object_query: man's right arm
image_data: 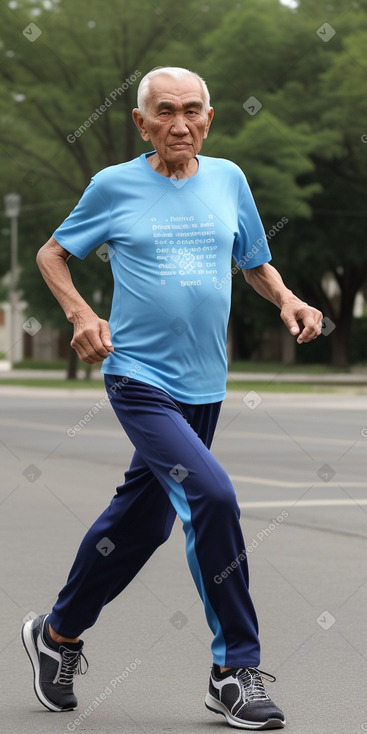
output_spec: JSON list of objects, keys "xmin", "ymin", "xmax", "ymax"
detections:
[{"xmin": 36, "ymin": 236, "xmax": 114, "ymax": 364}]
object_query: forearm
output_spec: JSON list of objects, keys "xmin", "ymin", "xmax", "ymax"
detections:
[
  {"xmin": 242, "ymin": 263, "xmax": 301, "ymax": 309},
  {"xmin": 37, "ymin": 237, "xmax": 113, "ymax": 362},
  {"xmin": 243, "ymin": 262, "xmax": 323, "ymax": 343},
  {"xmin": 36, "ymin": 242, "xmax": 94, "ymax": 323}
]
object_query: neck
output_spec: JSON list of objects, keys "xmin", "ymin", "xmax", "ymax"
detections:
[{"xmin": 147, "ymin": 153, "xmax": 198, "ymax": 178}]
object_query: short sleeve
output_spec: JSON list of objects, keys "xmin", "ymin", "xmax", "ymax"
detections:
[
  {"xmin": 53, "ymin": 179, "xmax": 110, "ymax": 260},
  {"xmin": 232, "ymin": 181, "xmax": 272, "ymax": 269}
]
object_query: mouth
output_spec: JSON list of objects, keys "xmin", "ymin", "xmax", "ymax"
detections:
[{"xmin": 169, "ymin": 142, "xmax": 192, "ymax": 150}]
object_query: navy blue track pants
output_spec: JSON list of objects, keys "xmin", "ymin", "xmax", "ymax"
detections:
[{"xmin": 48, "ymin": 376, "xmax": 260, "ymax": 667}]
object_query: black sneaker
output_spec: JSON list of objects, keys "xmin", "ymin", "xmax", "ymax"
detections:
[
  {"xmin": 21, "ymin": 614, "xmax": 88, "ymax": 712},
  {"xmin": 205, "ymin": 665, "xmax": 285, "ymax": 730}
]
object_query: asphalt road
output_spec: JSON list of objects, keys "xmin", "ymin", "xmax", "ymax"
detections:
[{"xmin": 0, "ymin": 386, "xmax": 366, "ymax": 734}]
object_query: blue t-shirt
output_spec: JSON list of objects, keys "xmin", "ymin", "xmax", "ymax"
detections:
[{"xmin": 53, "ymin": 152, "xmax": 271, "ymax": 404}]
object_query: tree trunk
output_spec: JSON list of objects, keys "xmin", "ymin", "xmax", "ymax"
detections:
[
  {"xmin": 281, "ymin": 327, "xmax": 296, "ymax": 365},
  {"xmin": 84, "ymin": 363, "xmax": 92, "ymax": 380},
  {"xmin": 328, "ymin": 265, "xmax": 366, "ymax": 368},
  {"xmin": 67, "ymin": 346, "xmax": 78, "ymax": 379},
  {"xmin": 329, "ymin": 311, "xmax": 353, "ymax": 368},
  {"xmin": 298, "ymin": 275, "xmax": 355, "ymax": 368}
]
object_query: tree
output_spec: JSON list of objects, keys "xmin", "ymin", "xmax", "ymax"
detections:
[
  {"xmin": 201, "ymin": 0, "xmax": 367, "ymax": 365},
  {"xmin": 1, "ymin": 0, "xmax": 366, "ymax": 370},
  {"xmin": 0, "ymin": 0, "xmax": 219, "ymax": 374},
  {"xmin": 270, "ymin": 20, "xmax": 367, "ymax": 366}
]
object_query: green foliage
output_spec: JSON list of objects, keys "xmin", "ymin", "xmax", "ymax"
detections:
[
  {"xmin": 203, "ymin": 0, "xmax": 367, "ymax": 364},
  {"xmin": 207, "ymin": 113, "xmax": 321, "ymax": 221},
  {"xmin": 0, "ymin": 0, "xmax": 366, "ymax": 365},
  {"xmin": 13, "ymin": 357, "xmax": 67, "ymax": 369}
]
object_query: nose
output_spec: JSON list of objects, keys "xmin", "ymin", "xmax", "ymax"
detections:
[{"xmin": 170, "ymin": 113, "xmax": 190, "ymax": 135}]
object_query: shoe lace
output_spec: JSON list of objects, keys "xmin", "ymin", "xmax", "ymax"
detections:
[
  {"xmin": 54, "ymin": 647, "xmax": 89, "ymax": 686},
  {"xmin": 235, "ymin": 667, "xmax": 276, "ymax": 703}
]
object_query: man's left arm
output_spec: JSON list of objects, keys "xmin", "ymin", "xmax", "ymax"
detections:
[{"xmin": 243, "ymin": 262, "xmax": 323, "ymax": 344}]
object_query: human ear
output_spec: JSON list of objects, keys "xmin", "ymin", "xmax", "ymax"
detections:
[
  {"xmin": 132, "ymin": 108, "xmax": 151, "ymax": 142},
  {"xmin": 203, "ymin": 107, "xmax": 214, "ymax": 140}
]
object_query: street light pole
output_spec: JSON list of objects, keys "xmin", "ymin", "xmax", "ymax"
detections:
[{"xmin": 4, "ymin": 193, "xmax": 21, "ymax": 368}]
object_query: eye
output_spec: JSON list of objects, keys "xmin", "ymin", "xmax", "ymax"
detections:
[{"xmin": 186, "ymin": 110, "xmax": 198, "ymax": 116}]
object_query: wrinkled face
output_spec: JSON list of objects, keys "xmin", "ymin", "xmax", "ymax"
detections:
[{"xmin": 134, "ymin": 74, "xmax": 214, "ymax": 166}]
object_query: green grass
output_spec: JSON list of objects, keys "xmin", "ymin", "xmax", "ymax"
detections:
[
  {"xmin": 226, "ymin": 381, "xmax": 341, "ymax": 393},
  {"xmin": 12, "ymin": 358, "xmax": 100, "ymax": 372},
  {"xmin": 5, "ymin": 359, "xmax": 353, "ymax": 374},
  {"xmin": 0, "ymin": 377, "xmax": 347, "ymax": 392},
  {"xmin": 228, "ymin": 361, "xmax": 349, "ymax": 374},
  {"xmin": 0, "ymin": 378, "xmax": 104, "ymax": 388},
  {"xmin": 13, "ymin": 358, "xmax": 68, "ymax": 370},
  {"xmin": 3, "ymin": 359, "xmax": 363, "ymax": 375}
]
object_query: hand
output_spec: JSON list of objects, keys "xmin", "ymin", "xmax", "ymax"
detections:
[
  {"xmin": 70, "ymin": 309, "xmax": 114, "ymax": 363},
  {"xmin": 280, "ymin": 296, "xmax": 323, "ymax": 344}
]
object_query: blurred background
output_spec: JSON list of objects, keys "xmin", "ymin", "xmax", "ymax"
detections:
[{"xmin": 1, "ymin": 0, "xmax": 366, "ymax": 381}]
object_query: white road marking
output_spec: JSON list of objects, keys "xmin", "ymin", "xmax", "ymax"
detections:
[
  {"xmin": 231, "ymin": 475, "xmax": 366, "ymax": 488},
  {"xmin": 215, "ymin": 429, "xmax": 362, "ymax": 447},
  {"xmin": 0, "ymin": 417, "xmax": 120, "ymax": 438},
  {"xmin": 239, "ymin": 498, "xmax": 367, "ymax": 508},
  {"xmin": 0, "ymin": 418, "xmax": 364, "ymax": 449}
]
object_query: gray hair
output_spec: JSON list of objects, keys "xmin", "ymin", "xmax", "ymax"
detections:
[{"xmin": 137, "ymin": 66, "xmax": 211, "ymax": 115}]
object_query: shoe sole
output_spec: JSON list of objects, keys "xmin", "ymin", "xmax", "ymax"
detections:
[
  {"xmin": 21, "ymin": 618, "xmax": 74, "ymax": 713},
  {"xmin": 205, "ymin": 693, "xmax": 285, "ymax": 730}
]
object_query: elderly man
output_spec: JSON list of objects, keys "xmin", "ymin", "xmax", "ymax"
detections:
[{"xmin": 22, "ymin": 66, "xmax": 322, "ymax": 730}]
